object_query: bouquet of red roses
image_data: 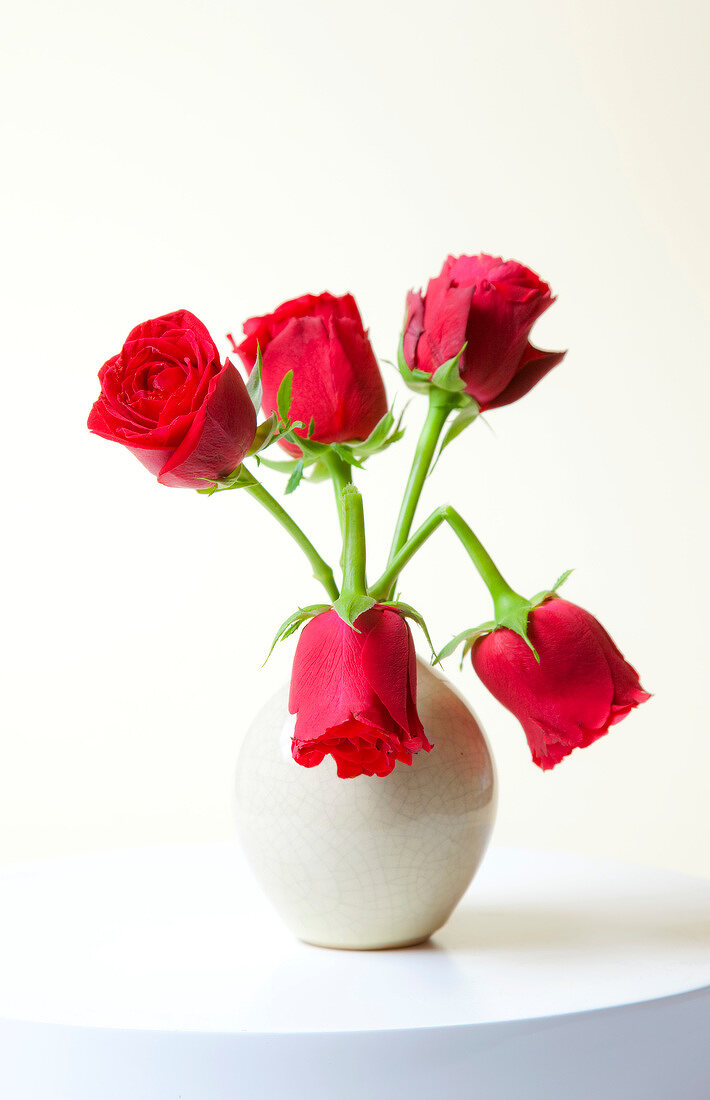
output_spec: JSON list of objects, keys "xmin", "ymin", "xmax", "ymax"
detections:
[{"xmin": 88, "ymin": 254, "xmax": 648, "ymax": 778}]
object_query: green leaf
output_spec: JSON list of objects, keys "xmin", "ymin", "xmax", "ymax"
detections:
[
  {"xmin": 264, "ymin": 604, "xmax": 330, "ymax": 664},
  {"xmin": 276, "ymin": 370, "xmax": 293, "ymax": 423},
  {"xmin": 245, "ymin": 345, "xmax": 263, "ymax": 413},
  {"xmin": 332, "ymin": 593, "xmax": 376, "ymax": 630},
  {"xmin": 430, "ymin": 343, "xmax": 467, "ymax": 393},
  {"xmin": 285, "ymin": 459, "xmax": 305, "ymax": 495}
]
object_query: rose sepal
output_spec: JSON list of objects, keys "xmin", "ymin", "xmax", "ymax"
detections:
[
  {"xmin": 435, "ymin": 569, "xmax": 574, "ymax": 667},
  {"xmin": 244, "ymin": 345, "xmax": 264, "ymax": 414},
  {"xmin": 196, "ymin": 463, "xmax": 254, "ymax": 495},
  {"xmin": 264, "ymin": 603, "xmax": 333, "ymax": 663},
  {"xmin": 345, "ymin": 402, "xmax": 406, "ymax": 461},
  {"xmin": 378, "ymin": 600, "xmax": 439, "ymax": 665},
  {"xmin": 247, "ymin": 412, "xmax": 280, "ymax": 455},
  {"xmin": 263, "ymin": 402, "xmax": 405, "ymax": 496},
  {"xmin": 332, "ymin": 592, "xmax": 377, "ymax": 630},
  {"xmin": 431, "ymin": 404, "xmax": 480, "ymax": 469},
  {"xmin": 243, "ymin": 369, "xmax": 320, "ymax": 482},
  {"xmin": 397, "ymin": 329, "xmax": 478, "ymax": 412},
  {"xmin": 430, "ymin": 344, "xmax": 468, "ymax": 394}
]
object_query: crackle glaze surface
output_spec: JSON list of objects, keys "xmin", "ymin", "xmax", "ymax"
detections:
[{"xmin": 235, "ymin": 660, "xmax": 497, "ymax": 949}]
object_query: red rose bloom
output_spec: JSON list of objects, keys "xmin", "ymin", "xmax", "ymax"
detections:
[
  {"xmin": 403, "ymin": 253, "xmax": 565, "ymax": 409},
  {"xmin": 233, "ymin": 292, "xmax": 387, "ymax": 456},
  {"xmin": 472, "ymin": 598, "xmax": 649, "ymax": 770},
  {"xmin": 289, "ymin": 606, "xmax": 432, "ymax": 778},
  {"xmin": 88, "ymin": 310, "xmax": 256, "ymax": 488}
]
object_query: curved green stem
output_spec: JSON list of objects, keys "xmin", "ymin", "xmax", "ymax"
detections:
[
  {"xmin": 241, "ymin": 468, "xmax": 339, "ymax": 601},
  {"xmin": 372, "ymin": 505, "xmax": 449, "ymax": 601},
  {"xmin": 385, "ymin": 390, "xmax": 452, "ymax": 580},
  {"xmin": 444, "ymin": 508, "xmax": 522, "ymax": 618},
  {"xmin": 371, "ymin": 503, "xmax": 521, "ymax": 617}
]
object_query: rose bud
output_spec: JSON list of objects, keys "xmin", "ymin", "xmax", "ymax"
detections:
[
  {"xmin": 233, "ymin": 292, "xmax": 387, "ymax": 455},
  {"xmin": 404, "ymin": 253, "xmax": 565, "ymax": 409},
  {"xmin": 289, "ymin": 606, "xmax": 432, "ymax": 779},
  {"xmin": 88, "ymin": 310, "xmax": 256, "ymax": 488},
  {"xmin": 471, "ymin": 598, "xmax": 649, "ymax": 770}
]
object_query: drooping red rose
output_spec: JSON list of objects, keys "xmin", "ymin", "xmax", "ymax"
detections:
[
  {"xmin": 403, "ymin": 253, "xmax": 565, "ymax": 409},
  {"xmin": 289, "ymin": 606, "xmax": 432, "ymax": 779},
  {"xmin": 471, "ymin": 598, "xmax": 649, "ymax": 770},
  {"xmin": 233, "ymin": 292, "xmax": 387, "ymax": 456},
  {"xmin": 88, "ymin": 310, "xmax": 256, "ymax": 488}
]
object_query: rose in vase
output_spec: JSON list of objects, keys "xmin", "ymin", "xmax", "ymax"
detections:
[
  {"xmin": 472, "ymin": 598, "xmax": 650, "ymax": 770},
  {"xmin": 289, "ymin": 605, "xmax": 432, "ymax": 779}
]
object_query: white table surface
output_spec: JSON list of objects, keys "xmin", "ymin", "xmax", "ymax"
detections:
[{"xmin": 1, "ymin": 844, "xmax": 709, "ymax": 1098}]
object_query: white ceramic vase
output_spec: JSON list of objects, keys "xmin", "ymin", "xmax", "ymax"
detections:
[{"xmin": 235, "ymin": 659, "xmax": 497, "ymax": 950}]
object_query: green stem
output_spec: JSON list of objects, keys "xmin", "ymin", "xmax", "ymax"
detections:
[
  {"xmin": 340, "ymin": 484, "xmax": 368, "ymax": 597},
  {"xmin": 324, "ymin": 451, "xmax": 353, "ymax": 533},
  {"xmin": 371, "ymin": 503, "xmax": 522, "ymax": 618},
  {"xmin": 385, "ymin": 390, "xmax": 452, "ymax": 579},
  {"xmin": 372, "ymin": 506, "xmax": 448, "ymax": 601},
  {"xmin": 241, "ymin": 468, "xmax": 339, "ymax": 602},
  {"xmin": 445, "ymin": 508, "xmax": 522, "ymax": 619}
]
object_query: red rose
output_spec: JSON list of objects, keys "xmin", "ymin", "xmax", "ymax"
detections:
[
  {"xmin": 88, "ymin": 310, "xmax": 256, "ymax": 488},
  {"xmin": 404, "ymin": 253, "xmax": 565, "ymax": 409},
  {"xmin": 233, "ymin": 292, "xmax": 387, "ymax": 456},
  {"xmin": 289, "ymin": 606, "xmax": 432, "ymax": 778},
  {"xmin": 472, "ymin": 598, "xmax": 649, "ymax": 770}
]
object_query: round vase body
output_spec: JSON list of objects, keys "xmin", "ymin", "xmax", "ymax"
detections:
[{"xmin": 235, "ymin": 660, "xmax": 497, "ymax": 950}]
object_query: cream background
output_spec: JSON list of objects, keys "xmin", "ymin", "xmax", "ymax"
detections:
[{"xmin": 1, "ymin": 0, "xmax": 708, "ymax": 875}]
